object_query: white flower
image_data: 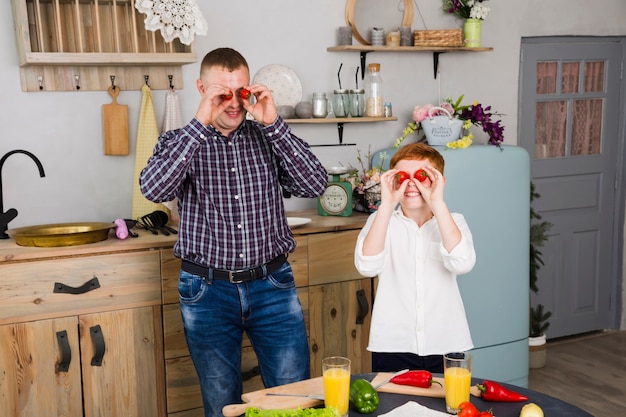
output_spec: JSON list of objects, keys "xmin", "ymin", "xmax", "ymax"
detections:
[{"xmin": 470, "ymin": 4, "xmax": 490, "ymax": 20}]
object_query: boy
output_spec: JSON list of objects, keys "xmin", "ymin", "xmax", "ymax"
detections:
[{"xmin": 354, "ymin": 143, "xmax": 476, "ymax": 373}]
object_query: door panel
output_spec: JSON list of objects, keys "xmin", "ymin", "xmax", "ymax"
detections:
[
  {"xmin": 80, "ymin": 307, "xmax": 162, "ymax": 417},
  {"xmin": 520, "ymin": 37, "xmax": 623, "ymax": 338},
  {"xmin": 0, "ymin": 317, "xmax": 83, "ymax": 417}
]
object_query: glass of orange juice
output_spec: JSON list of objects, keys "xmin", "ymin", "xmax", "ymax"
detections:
[
  {"xmin": 322, "ymin": 356, "xmax": 351, "ymax": 417},
  {"xmin": 444, "ymin": 352, "xmax": 473, "ymax": 414}
]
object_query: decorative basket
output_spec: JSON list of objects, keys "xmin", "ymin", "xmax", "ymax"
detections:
[
  {"xmin": 413, "ymin": 29, "xmax": 463, "ymax": 47},
  {"xmin": 422, "ymin": 107, "xmax": 464, "ymax": 146}
]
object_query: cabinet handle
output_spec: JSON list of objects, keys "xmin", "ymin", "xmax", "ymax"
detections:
[
  {"xmin": 355, "ymin": 289, "xmax": 369, "ymax": 324},
  {"xmin": 56, "ymin": 330, "xmax": 71, "ymax": 372},
  {"xmin": 90, "ymin": 324, "xmax": 106, "ymax": 366},
  {"xmin": 53, "ymin": 277, "xmax": 100, "ymax": 294}
]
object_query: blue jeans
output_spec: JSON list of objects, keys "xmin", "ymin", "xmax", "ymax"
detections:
[{"xmin": 178, "ymin": 261, "xmax": 310, "ymax": 417}]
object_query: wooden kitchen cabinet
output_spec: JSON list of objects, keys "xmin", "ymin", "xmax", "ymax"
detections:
[{"xmin": 0, "ymin": 251, "xmax": 166, "ymax": 417}]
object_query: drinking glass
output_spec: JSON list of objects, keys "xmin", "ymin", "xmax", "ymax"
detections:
[
  {"xmin": 322, "ymin": 356, "xmax": 351, "ymax": 417},
  {"xmin": 444, "ymin": 352, "xmax": 472, "ymax": 414}
]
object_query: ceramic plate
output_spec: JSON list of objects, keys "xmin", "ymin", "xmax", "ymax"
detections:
[
  {"xmin": 326, "ymin": 166, "xmax": 353, "ymax": 175},
  {"xmin": 287, "ymin": 217, "xmax": 312, "ymax": 228},
  {"xmin": 253, "ymin": 64, "xmax": 303, "ymax": 107}
]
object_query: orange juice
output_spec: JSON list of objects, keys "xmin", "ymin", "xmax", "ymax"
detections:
[
  {"xmin": 323, "ymin": 367, "xmax": 350, "ymax": 416},
  {"xmin": 444, "ymin": 366, "xmax": 472, "ymax": 410}
]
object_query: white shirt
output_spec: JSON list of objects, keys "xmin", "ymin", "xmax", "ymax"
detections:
[{"xmin": 354, "ymin": 209, "xmax": 476, "ymax": 356}]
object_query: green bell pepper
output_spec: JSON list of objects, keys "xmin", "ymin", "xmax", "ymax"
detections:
[{"xmin": 349, "ymin": 379, "xmax": 379, "ymax": 414}]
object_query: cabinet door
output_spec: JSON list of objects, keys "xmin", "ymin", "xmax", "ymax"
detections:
[
  {"xmin": 80, "ymin": 306, "xmax": 165, "ymax": 417},
  {"xmin": 308, "ymin": 278, "xmax": 372, "ymax": 377},
  {"xmin": 0, "ymin": 317, "xmax": 83, "ymax": 416}
]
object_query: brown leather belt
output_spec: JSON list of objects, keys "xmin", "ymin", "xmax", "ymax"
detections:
[{"xmin": 181, "ymin": 254, "xmax": 287, "ymax": 284}]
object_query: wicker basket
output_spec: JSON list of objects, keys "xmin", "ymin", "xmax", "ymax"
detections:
[{"xmin": 413, "ymin": 29, "xmax": 463, "ymax": 47}]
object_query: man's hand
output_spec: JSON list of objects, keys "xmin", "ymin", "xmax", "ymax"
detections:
[{"xmin": 240, "ymin": 84, "xmax": 278, "ymax": 126}]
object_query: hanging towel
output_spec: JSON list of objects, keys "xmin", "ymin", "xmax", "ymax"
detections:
[
  {"xmin": 162, "ymin": 88, "xmax": 183, "ymax": 133},
  {"xmin": 160, "ymin": 88, "xmax": 184, "ymax": 222},
  {"xmin": 132, "ymin": 84, "xmax": 169, "ymax": 219}
]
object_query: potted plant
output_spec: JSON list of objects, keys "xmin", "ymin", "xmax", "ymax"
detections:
[{"xmin": 529, "ymin": 182, "xmax": 553, "ymax": 368}]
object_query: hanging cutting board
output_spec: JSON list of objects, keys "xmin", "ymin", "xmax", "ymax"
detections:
[{"xmin": 102, "ymin": 85, "xmax": 129, "ymax": 155}]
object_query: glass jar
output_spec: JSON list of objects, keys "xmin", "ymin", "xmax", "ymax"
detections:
[
  {"xmin": 312, "ymin": 92, "xmax": 328, "ymax": 118},
  {"xmin": 332, "ymin": 89, "xmax": 349, "ymax": 117},
  {"xmin": 348, "ymin": 89, "xmax": 365, "ymax": 117},
  {"xmin": 365, "ymin": 63, "xmax": 383, "ymax": 117}
]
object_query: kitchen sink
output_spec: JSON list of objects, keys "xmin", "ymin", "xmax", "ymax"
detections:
[{"xmin": 6, "ymin": 222, "xmax": 113, "ymax": 247}]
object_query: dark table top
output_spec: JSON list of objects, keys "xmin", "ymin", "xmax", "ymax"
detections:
[{"xmin": 351, "ymin": 374, "xmax": 593, "ymax": 417}]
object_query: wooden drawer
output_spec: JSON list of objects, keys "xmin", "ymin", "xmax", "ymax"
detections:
[
  {"xmin": 308, "ymin": 230, "xmax": 362, "ymax": 286},
  {"xmin": 0, "ymin": 251, "xmax": 161, "ymax": 324},
  {"xmin": 161, "ymin": 237, "xmax": 309, "ymax": 304}
]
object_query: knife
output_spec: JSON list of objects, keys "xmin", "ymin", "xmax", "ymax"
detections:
[
  {"xmin": 373, "ymin": 368, "xmax": 410, "ymax": 389},
  {"xmin": 266, "ymin": 393, "xmax": 325, "ymax": 400}
]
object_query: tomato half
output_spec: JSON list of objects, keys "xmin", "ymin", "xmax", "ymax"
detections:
[
  {"xmin": 394, "ymin": 171, "xmax": 410, "ymax": 189},
  {"xmin": 240, "ymin": 88, "xmax": 252, "ymax": 99},
  {"xmin": 415, "ymin": 169, "xmax": 428, "ymax": 182}
]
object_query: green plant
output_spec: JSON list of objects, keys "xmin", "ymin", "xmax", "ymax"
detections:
[{"xmin": 529, "ymin": 182, "xmax": 553, "ymax": 337}]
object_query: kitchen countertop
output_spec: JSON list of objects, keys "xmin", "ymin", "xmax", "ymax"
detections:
[{"xmin": 0, "ymin": 210, "xmax": 370, "ymax": 264}]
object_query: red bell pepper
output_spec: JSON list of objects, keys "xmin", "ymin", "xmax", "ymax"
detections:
[
  {"xmin": 476, "ymin": 380, "xmax": 528, "ymax": 402},
  {"xmin": 389, "ymin": 370, "xmax": 442, "ymax": 388}
]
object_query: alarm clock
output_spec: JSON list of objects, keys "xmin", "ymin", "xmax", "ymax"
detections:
[{"xmin": 318, "ymin": 167, "xmax": 353, "ymax": 217}]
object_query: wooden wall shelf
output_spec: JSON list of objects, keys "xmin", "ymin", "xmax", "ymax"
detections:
[
  {"xmin": 327, "ymin": 45, "xmax": 494, "ymax": 79},
  {"xmin": 11, "ymin": 0, "xmax": 197, "ymax": 91},
  {"xmin": 286, "ymin": 117, "xmax": 398, "ymax": 146}
]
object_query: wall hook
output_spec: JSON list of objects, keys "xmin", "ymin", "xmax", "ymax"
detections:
[
  {"xmin": 37, "ymin": 75, "xmax": 43, "ymax": 90},
  {"xmin": 144, "ymin": 75, "xmax": 150, "ymax": 86},
  {"xmin": 168, "ymin": 74, "xmax": 174, "ymax": 90},
  {"xmin": 110, "ymin": 75, "xmax": 116, "ymax": 91},
  {"xmin": 74, "ymin": 75, "xmax": 81, "ymax": 90}
]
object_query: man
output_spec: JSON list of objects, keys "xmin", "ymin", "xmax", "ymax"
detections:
[{"xmin": 140, "ymin": 47, "xmax": 327, "ymax": 417}]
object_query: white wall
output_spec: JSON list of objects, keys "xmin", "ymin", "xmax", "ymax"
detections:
[
  {"xmin": 2, "ymin": 1, "xmax": 626, "ymax": 329},
  {"xmin": 1, "ymin": 0, "xmax": 625, "ymax": 224}
]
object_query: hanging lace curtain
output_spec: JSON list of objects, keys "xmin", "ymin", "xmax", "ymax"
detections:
[{"xmin": 135, "ymin": 0, "xmax": 208, "ymax": 45}]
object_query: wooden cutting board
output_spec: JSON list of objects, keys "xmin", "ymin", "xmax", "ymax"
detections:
[
  {"xmin": 102, "ymin": 85, "xmax": 129, "ymax": 155},
  {"xmin": 371, "ymin": 372, "xmax": 482, "ymax": 398},
  {"xmin": 222, "ymin": 377, "xmax": 325, "ymax": 417}
]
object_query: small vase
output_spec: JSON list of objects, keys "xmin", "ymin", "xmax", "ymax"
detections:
[{"xmin": 463, "ymin": 18, "xmax": 482, "ymax": 48}]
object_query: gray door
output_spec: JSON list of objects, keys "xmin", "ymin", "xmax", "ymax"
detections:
[{"xmin": 519, "ymin": 37, "xmax": 624, "ymax": 338}]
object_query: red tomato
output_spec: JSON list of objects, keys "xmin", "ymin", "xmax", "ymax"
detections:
[
  {"xmin": 477, "ymin": 412, "xmax": 493, "ymax": 417},
  {"xmin": 415, "ymin": 169, "xmax": 428, "ymax": 182},
  {"xmin": 457, "ymin": 402, "xmax": 479, "ymax": 417},
  {"xmin": 240, "ymin": 88, "xmax": 252, "ymax": 99},
  {"xmin": 221, "ymin": 91, "xmax": 233, "ymax": 100},
  {"xmin": 394, "ymin": 171, "xmax": 410, "ymax": 189}
]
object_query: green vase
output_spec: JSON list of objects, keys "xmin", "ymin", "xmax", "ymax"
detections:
[{"xmin": 463, "ymin": 18, "xmax": 482, "ymax": 48}]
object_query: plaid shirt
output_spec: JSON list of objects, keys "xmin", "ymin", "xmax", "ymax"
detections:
[{"xmin": 140, "ymin": 117, "xmax": 327, "ymax": 270}]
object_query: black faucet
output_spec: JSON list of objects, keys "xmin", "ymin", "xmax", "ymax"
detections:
[{"xmin": 0, "ymin": 149, "xmax": 46, "ymax": 238}]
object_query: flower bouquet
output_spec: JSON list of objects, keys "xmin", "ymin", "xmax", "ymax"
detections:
[
  {"xmin": 443, "ymin": 0, "xmax": 491, "ymax": 20},
  {"xmin": 346, "ymin": 148, "xmax": 387, "ymax": 212},
  {"xmin": 395, "ymin": 94, "xmax": 504, "ymax": 150}
]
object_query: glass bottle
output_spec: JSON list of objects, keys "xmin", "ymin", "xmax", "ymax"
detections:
[{"xmin": 365, "ymin": 63, "xmax": 383, "ymax": 117}]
